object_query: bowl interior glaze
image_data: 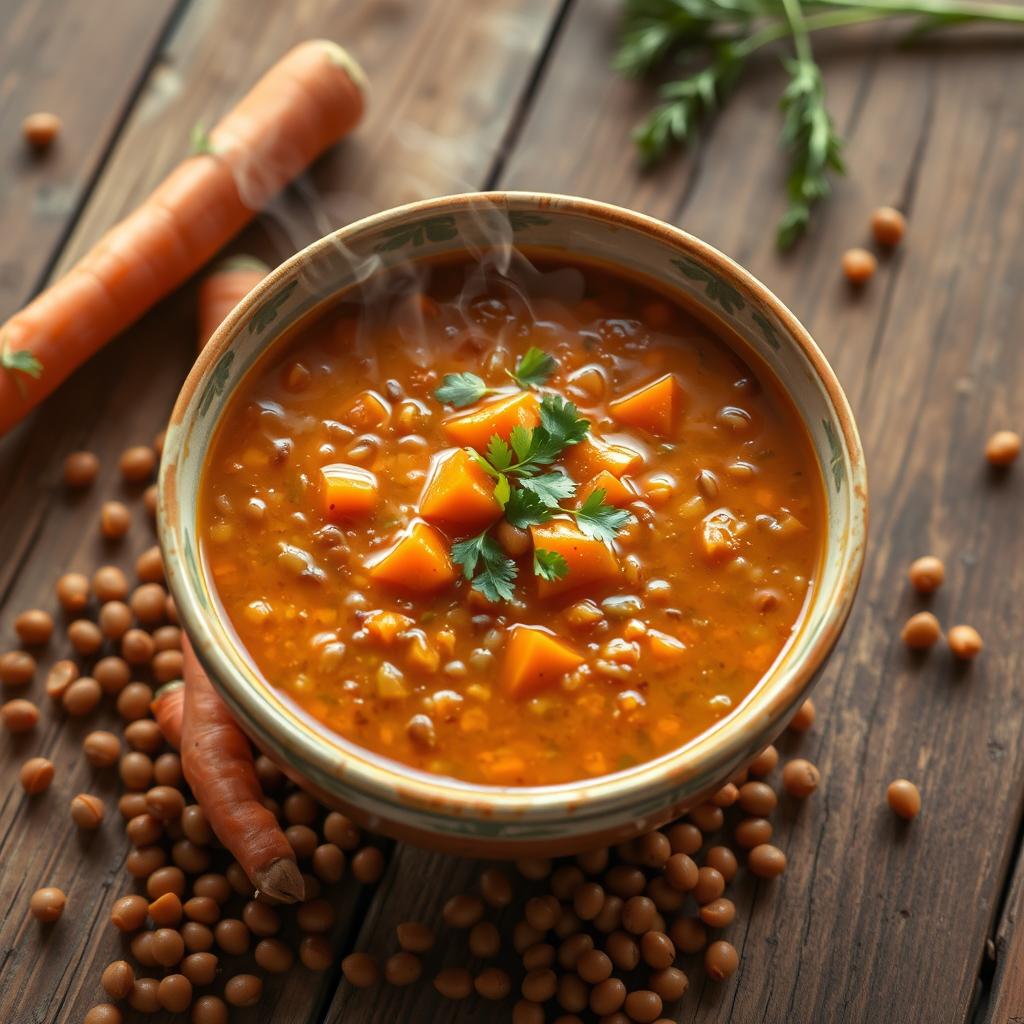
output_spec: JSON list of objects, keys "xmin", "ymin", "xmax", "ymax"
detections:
[{"xmin": 159, "ymin": 192, "xmax": 866, "ymax": 853}]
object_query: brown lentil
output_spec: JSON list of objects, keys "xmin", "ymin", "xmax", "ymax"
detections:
[
  {"xmin": 985, "ymin": 429, "xmax": 1021, "ymax": 467},
  {"xmin": 948, "ymin": 624, "xmax": 983, "ymax": 660},
  {"xmin": 82, "ymin": 732, "xmax": 121, "ymax": 772},
  {"xmin": 639, "ymin": 930, "xmax": 676, "ymax": 970},
  {"xmin": 148, "ymin": 864, "xmax": 186, "ymax": 900},
  {"xmin": 131, "ymin": 583, "xmax": 166, "ymax": 625},
  {"xmin": 691, "ymin": 866, "xmax": 725, "ymax": 905},
  {"xmin": 395, "ymin": 921, "xmax": 434, "ymax": 953},
  {"xmin": 120, "ymin": 445, "xmax": 156, "ymax": 482},
  {"xmin": 573, "ymin": 880, "xmax": 606, "ymax": 919},
  {"xmin": 590, "ymin": 977, "xmax": 627, "ymax": 1015},
  {"xmin": 123, "ymin": 717, "xmax": 162, "ymax": 752},
  {"xmin": 2, "ymin": 697, "xmax": 38, "ymax": 732},
  {"xmin": 624, "ymin": 990, "xmax": 663, "ymax": 1022},
  {"xmin": 15, "ymin": 609, "xmax": 54, "ymax": 647},
  {"xmin": 158, "ymin": 974, "xmax": 194, "ymax": 1013},
  {"xmin": 522, "ymin": 967, "xmax": 558, "ymax": 1002},
  {"xmin": 192, "ymin": 995, "xmax": 229, "ymax": 1024},
  {"xmin": 299, "ymin": 934, "xmax": 333, "ymax": 971},
  {"xmin": 214, "ymin": 918, "xmax": 250, "ymax": 955},
  {"xmin": 443, "ymin": 892, "xmax": 485, "ymax": 929},
  {"xmin": 56, "ymin": 572, "xmax": 90, "ymax": 613},
  {"xmin": 512, "ymin": 1000, "xmax": 545, "ymax": 1024},
  {"xmin": 870, "ymin": 205, "xmax": 906, "ymax": 246},
  {"xmin": 384, "ymin": 950, "xmax": 422, "ymax": 986},
  {"xmin": 516, "ymin": 857, "xmax": 552, "ymax": 880},
  {"xmin": 738, "ymin": 780, "xmax": 778, "ymax": 817},
  {"xmin": 704, "ymin": 846, "xmax": 739, "ymax": 882},
  {"xmin": 224, "ymin": 974, "xmax": 262, "ymax": 1007},
  {"xmin": 637, "ymin": 830, "xmax": 671, "ymax": 867},
  {"xmin": 664, "ymin": 852, "xmax": 698, "ymax": 892},
  {"xmin": 282, "ymin": 789, "xmax": 318, "ymax": 825},
  {"xmin": 887, "ymin": 778, "xmax": 921, "ymax": 819},
  {"xmin": 475, "ymin": 966, "xmax": 511, "ymax": 1000},
  {"xmin": 127, "ymin": 812, "xmax": 163, "ymax": 846},
  {"xmin": 100, "ymin": 501, "xmax": 131, "ymax": 539},
  {"xmin": 735, "ymin": 817, "xmax": 773, "ymax": 849},
  {"xmin": 254, "ymin": 937, "xmax": 293, "ymax": 973},
  {"xmin": 351, "ymin": 845, "xmax": 385, "ymax": 884},
  {"xmin": 117, "ymin": 682, "xmax": 153, "ymax": 722},
  {"xmin": 593, "ymin": 894, "xmax": 623, "ymax": 933},
  {"xmin": 469, "ymin": 920, "xmax": 501, "ymax": 958},
  {"xmin": 576, "ymin": 947, "xmax": 613, "ymax": 984},
  {"xmin": 181, "ymin": 922, "xmax": 215, "ymax": 952},
  {"xmin": 120, "ymin": 751, "xmax": 154, "ymax": 790},
  {"xmin": 748, "ymin": 844, "xmax": 787, "ymax": 878},
  {"xmin": 153, "ymin": 624, "xmax": 182, "ymax": 652},
  {"xmin": 0, "ymin": 650, "xmax": 36, "ymax": 688},
  {"xmin": 226, "ymin": 860, "xmax": 252, "ymax": 895},
  {"xmin": 435, "ymin": 966, "xmax": 473, "ymax": 999},
  {"xmin": 782, "ymin": 758, "xmax": 820, "ymax": 798},
  {"xmin": 151, "ymin": 926, "xmax": 185, "ymax": 966},
  {"xmin": 669, "ymin": 916, "xmax": 707, "ymax": 954},
  {"xmin": 30, "ymin": 886, "xmax": 66, "ymax": 922},
  {"xmin": 908, "ymin": 555, "xmax": 944, "ymax": 594},
  {"xmin": 748, "ymin": 744, "xmax": 779, "ymax": 777},
  {"xmin": 789, "ymin": 698, "xmax": 816, "ymax": 732},
  {"xmin": 296, "ymin": 898, "xmax": 334, "ymax": 933},
  {"xmin": 153, "ymin": 648, "xmax": 185, "ymax": 683},
  {"xmin": 605, "ymin": 865, "xmax": 646, "ymax": 899},
  {"xmin": 646, "ymin": 875, "xmax": 686, "ymax": 912},
  {"xmin": 285, "ymin": 823, "xmax": 318, "ymax": 859},
  {"xmin": 183, "ymin": 896, "xmax": 220, "ymax": 925},
  {"xmin": 98, "ymin": 603, "xmax": 132, "ymax": 642},
  {"xmin": 699, "ymin": 897, "xmax": 736, "ymax": 928},
  {"xmin": 129, "ymin": 978, "xmax": 161, "ymax": 1013},
  {"xmin": 154, "ymin": 751, "xmax": 182, "ymax": 786},
  {"xmin": 705, "ymin": 939, "xmax": 739, "ymax": 981},
  {"xmin": 556, "ymin": 973, "xmax": 588, "ymax": 1013},
  {"xmin": 101, "ymin": 960, "xmax": 135, "ymax": 1000},
  {"xmin": 309, "ymin": 842, "xmax": 344, "ymax": 884},
  {"xmin": 126, "ymin": 844, "xmax": 166, "ymax": 878},
  {"xmin": 70, "ymin": 793, "xmax": 104, "ymax": 829},
  {"xmin": 110, "ymin": 893, "xmax": 148, "ymax": 932},
  {"xmin": 20, "ymin": 756, "xmax": 54, "ymax": 794},
  {"xmin": 93, "ymin": 565, "xmax": 129, "ymax": 603},
  {"xmin": 136, "ymin": 545, "xmax": 165, "ymax": 583},
  {"xmin": 622, "ymin": 895, "xmax": 656, "ymax": 934},
  {"xmin": 181, "ymin": 805, "xmax": 213, "ymax": 846},
  {"xmin": 649, "ymin": 966, "xmax": 689, "ymax": 1002},
  {"xmin": 122, "ymin": 628, "xmax": 155, "ymax": 665},
  {"xmin": 606, "ymin": 930, "xmax": 640, "ymax": 971},
  {"xmin": 522, "ymin": 942, "xmax": 556, "ymax": 970},
  {"xmin": 841, "ymin": 247, "xmax": 877, "ymax": 285},
  {"xmin": 68, "ymin": 620, "xmax": 102, "ymax": 656},
  {"xmin": 322, "ymin": 810, "xmax": 360, "ymax": 850},
  {"xmin": 45, "ymin": 659, "xmax": 78, "ymax": 700},
  {"xmin": 576, "ymin": 846, "xmax": 609, "ymax": 874},
  {"xmin": 63, "ymin": 450, "xmax": 99, "ymax": 488},
  {"xmin": 712, "ymin": 782, "xmax": 739, "ymax": 808},
  {"xmin": 666, "ymin": 821, "xmax": 702, "ymax": 856},
  {"xmin": 901, "ymin": 611, "xmax": 941, "ymax": 650},
  {"xmin": 557, "ymin": 932, "xmax": 593, "ymax": 970},
  {"xmin": 63, "ymin": 677, "xmax": 101, "ymax": 716},
  {"xmin": 525, "ymin": 893, "xmax": 561, "ymax": 932},
  {"xmin": 551, "ymin": 864, "xmax": 585, "ymax": 900},
  {"xmin": 688, "ymin": 802, "xmax": 724, "ymax": 833},
  {"xmin": 146, "ymin": 784, "xmax": 185, "ymax": 821},
  {"xmin": 148, "ymin": 892, "xmax": 183, "ymax": 927},
  {"xmin": 130, "ymin": 931, "xmax": 157, "ymax": 966},
  {"xmin": 193, "ymin": 873, "xmax": 231, "ymax": 904}
]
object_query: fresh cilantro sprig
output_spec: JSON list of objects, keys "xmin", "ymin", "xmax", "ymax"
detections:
[
  {"xmin": 571, "ymin": 488, "xmax": 633, "ymax": 544},
  {"xmin": 450, "ymin": 532, "xmax": 518, "ymax": 602},
  {"xmin": 434, "ymin": 347, "xmax": 559, "ymax": 408},
  {"xmin": 534, "ymin": 548, "xmax": 569, "ymax": 582}
]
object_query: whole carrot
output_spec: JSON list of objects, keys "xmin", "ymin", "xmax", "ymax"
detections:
[
  {"xmin": 197, "ymin": 256, "xmax": 268, "ymax": 350},
  {"xmin": 181, "ymin": 637, "xmax": 304, "ymax": 903},
  {"xmin": 152, "ymin": 681, "xmax": 184, "ymax": 749},
  {"xmin": 0, "ymin": 40, "xmax": 366, "ymax": 435}
]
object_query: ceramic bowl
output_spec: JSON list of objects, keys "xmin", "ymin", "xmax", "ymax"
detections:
[{"xmin": 159, "ymin": 191, "xmax": 867, "ymax": 857}]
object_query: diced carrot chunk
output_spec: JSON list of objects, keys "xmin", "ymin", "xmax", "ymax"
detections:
[
  {"xmin": 647, "ymin": 629, "xmax": 687, "ymax": 661},
  {"xmin": 418, "ymin": 448, "xmax": 501, "ymax": 530},
  {"xmin": 342, "ymin": 389, "xmax": 391, "ymax": 429},
  {"xmin": 608, "ymin": 373, "xmax": 684, "ymax": 437},
  {"xmin": 578, "ymin": 470, "xmax": 636, "ymax": 508},
  {"xmin": 530, "ymin": 520, "xmax": 620, "ymax": 598},
  {"xmin": 364, "ymin": 610, "xmax": 414, "ymax": 644},
  {"xmin": 366, "ymin": 521, "xmax": 457, "ymax": 592},
  {"xmin": 700, "ymin": 510, "xmax": 740, "ymax": 563},
  {"xmin": 441, "ymin": 391, "xmax": 540, "ymax": 452},
  {"xmin": 320, "ymin": 463, "xmax": 378, "ymax": 520},
  {"xmin": 503, "ymin": 625, "xmax": 585, "ymax": 699},
  {"xmin": 563, "ymin": 434, "xmax": 644, "ymax": 481}
]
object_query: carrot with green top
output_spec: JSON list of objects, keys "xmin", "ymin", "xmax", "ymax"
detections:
[{"xmin": 0, "ymin": 40, "xmax": 366, "ymax": 435}]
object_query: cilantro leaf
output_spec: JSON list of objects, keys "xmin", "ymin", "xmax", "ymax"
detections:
[
  {"xmin": 509, "ymin": 347, "xmax": 557, "ymax": 390},
  {"xmin": 533, "ymin": 548, "xmax": 569, "ymax": 582},
  {"xmin": 520, "ymin": 471, "xmax": 577, "ymax": 507},
  {"xmin": 450, "ymin": 531, "xmax": 518, "ymax": 602},
  {"xmin": 509, "ymin": 424, "xmax": 533, "ymax": 463},
  {"xmin": 434, "ymin": 372, "xmax": 491, "ymax": 408},
  {"xmin": 539, "ymin": 393, "xmax": 589, "ymax": 448},
  {"xmin": 505, "ymin": 487, "xmax": 554, "ymax": 529},
  {"xmin": 469, "ymin": 449, "xmax": 500, "ymax": 479},
  {"xmin": 571, "ymin": 488, "xmax": 633, "ymax": 544},
  {"xmin": 493, "ymin": 474, "xmax": 511, "ymax": 510},
  {"xmin": 486, "ymin": 434, "xmax": 513, "ymax": 472}
]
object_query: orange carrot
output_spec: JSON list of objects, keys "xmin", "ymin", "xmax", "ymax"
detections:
[
  {"xmin": 0, "ymin": 40, "xmax": 366, "ymax": 435},
  {"xmin": 197, "ymin": 256, "xmax": 268, "ymax": 350},
  {"xmin": 152, "ymin": 681, "xmax": 184, "ymax": 749},
  {"xmin": 181, "ymin": 637, "xmax": 304, "ymax": 903}
]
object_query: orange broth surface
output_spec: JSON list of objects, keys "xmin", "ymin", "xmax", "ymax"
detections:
[{"xmin": 200, "ymin": 254, "xmax": 824, "ymax": 786}]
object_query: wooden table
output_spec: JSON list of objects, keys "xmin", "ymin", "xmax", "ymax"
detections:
[{"xmin": 1, "ymin": 2, "xmax": 1022, "ymax": 1021}]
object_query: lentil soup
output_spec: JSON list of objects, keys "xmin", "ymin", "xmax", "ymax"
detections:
[{"xmin": 199, "ymin": 254, "xmax": 824, "ymax": 786}]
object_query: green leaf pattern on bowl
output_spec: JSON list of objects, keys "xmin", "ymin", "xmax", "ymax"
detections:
[
  {"xmin": 374, "ymin": 214, "xmax": 459, "ymax": 251},
  {"xmin": 249, "ymin": 279, "xmax": 298, "ymax": 335},
  {"xmin": 197, "ymin": 351, "xmax": 234, "ymax": 419},
  {"xmin": 670, "ymin": 257, "xmax": 745, "ymax": 315}
]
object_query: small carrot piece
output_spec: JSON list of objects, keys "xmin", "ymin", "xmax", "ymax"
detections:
[
  {"xmin": 181, "ymin": 637, "xmax": 304, "ymax": 903},
  {"xmin": 152, "ymin": 681, "xmax": 184, "ymax": 749},
  {"xmin": 366, "ymin": 521, "xmax": 457, "ymax": 593},
  {"xmin": 197, "ymin": 256, "xmax": 268, "ymax": 350},
  {"xmin": 0, "ymin": 40, "xmax": 366, "ymax": 435},
  {"xmin": 608, "ymin": 373, "xmax": 684, "ymax": 437},
  {"xmin": 441, "ymin": 391, "xmax": 540, "ymax": 452}
]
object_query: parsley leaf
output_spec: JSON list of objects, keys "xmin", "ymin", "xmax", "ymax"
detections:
[
  {"xmin": 450, "ymin": 531, "xmax": 517, "ymax": 602},
  {"xmin": 571, "ymin": 488, "xmax": 633, "ymax": 544},
  {"xmin": 520, "ymin": 471, "xmax": 577, "ymax": 507},
  {"xmin": 486, "ymin": 434, "xmax": 513, "ymax": 472},
  {"xmin": 493, "ymin": 474, "xmax": 511, "ymax": 510},
  {"xmin": 539, "ymin": 393, "xmax": 589, "ymax": 448},
  {"xmin": 505, "ymin": 487, "xmax": 554, "ymax": 529},
  {"xmin": 534, "ymin": 548, "xmax": 569, "ymax": 582},
  {"xmin": 509, "ymin": 424, "xmax": 533, "ymax": 463},
  {"xmin": 434, "ymin": 372, "xmax": 492, "ymax": 408},
  {"xmin": 508, "ymin": 347, "xmax": 557, "ymax": 390}
]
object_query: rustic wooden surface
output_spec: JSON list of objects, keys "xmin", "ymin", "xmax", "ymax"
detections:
[{"xmin": 1, "ymin": 1, "xmax": 1022, "ymax": 1022}]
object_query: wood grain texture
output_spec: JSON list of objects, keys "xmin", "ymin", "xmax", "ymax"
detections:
[
  {"xmin": 328, "ymin": 4, "xmax": 1024, "ymax": 1024},
  {"xmin": 985, "ymin": 834, "xmax": 1024, "ymax": 1024},
  {"xmin": 0, "ymin": 0, "xmax": 181, "ymax": 318},
  {"xmin": 0, "ymin": 0, "xmax": 565, "ymax": 1021}
]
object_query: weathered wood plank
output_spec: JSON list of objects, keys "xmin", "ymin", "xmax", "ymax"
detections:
[
  {"xmin": 0, "ymin": 0, "xmax": 181, "ymax": 318},
  {"xmin": 328, "ymin": 4, "xmax": 1024, "ymax": 1024},
  {"xmin": 984, "ymin": 836, "xmax": 1024, "ymax": 1023},
  {"xmin": 0, "ymin": 1, "xmax": 566, "ymax": 1021}
]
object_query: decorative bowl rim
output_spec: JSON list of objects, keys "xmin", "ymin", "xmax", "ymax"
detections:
[{"xmin": 160, "ymin": 190, "xmax": 868, "ymax": 829}]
